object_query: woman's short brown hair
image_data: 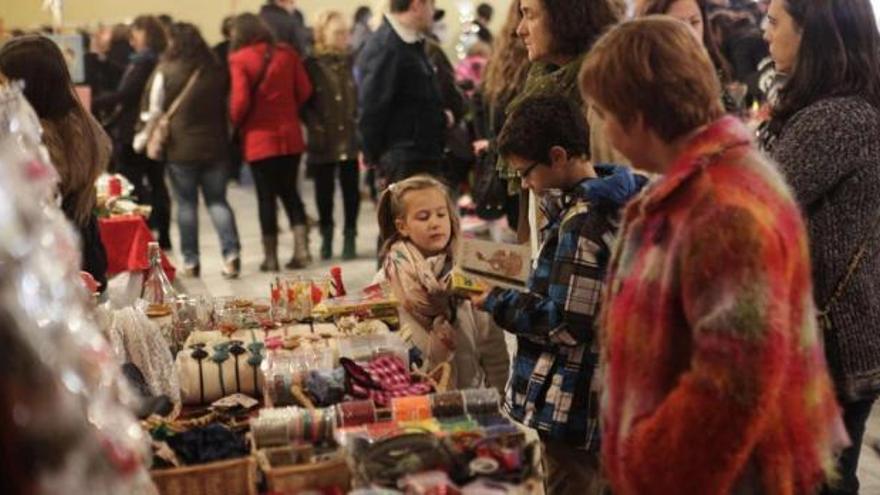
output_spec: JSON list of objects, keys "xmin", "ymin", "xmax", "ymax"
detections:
[{"xmin": 579, "ymin": 16, "xmax": 723, "ymax": 143}]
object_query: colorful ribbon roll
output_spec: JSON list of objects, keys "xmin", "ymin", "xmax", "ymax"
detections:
[
  {"xmin": 431, "ymin": 391, "xmax": 465, "ymax": 418},
  {"xmin": 338, "ymin": 399, "xmax": 377, "ymax": 427},
  {"xmin": 252, "ymin": 406, "xmax": 337, "ymax": 448},
  {"xmin": 392, "ymin": 395, "xmax": 432, "ymax": 422},
  {"xmin": 463, "ymin": 388, "xmax": 500, "ymax": 416}
]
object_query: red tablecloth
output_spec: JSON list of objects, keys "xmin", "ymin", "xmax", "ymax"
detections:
[{"xmin": 98, "ymin": 215, "xmax": 176, "ymax": 281}]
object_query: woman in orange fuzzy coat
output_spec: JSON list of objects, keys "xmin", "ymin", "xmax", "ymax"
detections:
[{"xmin": 580, "ymin": 17, "xmax": 848, "ymax": 495}]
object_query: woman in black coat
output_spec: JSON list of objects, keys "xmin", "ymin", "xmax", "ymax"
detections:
[{"xmin": 93, "ymin": 15, "xmax": 172, "ymax": 250}]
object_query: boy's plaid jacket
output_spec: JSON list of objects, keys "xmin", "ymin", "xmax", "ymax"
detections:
[{"xmin": 484, "ymin": 165, "xmax": 646, "ymax": 449}]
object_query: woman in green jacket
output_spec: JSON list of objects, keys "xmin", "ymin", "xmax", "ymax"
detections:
[
  {"xmin": 303, "ymin": 10, "xmax": 360, "ymax": 260},
  {"xmin": 502, "ymin": 0, "xmax": 626, "ymax": 242}
]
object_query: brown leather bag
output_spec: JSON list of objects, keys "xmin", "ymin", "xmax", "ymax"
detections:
[{"xmin": 145, "ymin": 68, "xmax": 201, "ymax": 161}]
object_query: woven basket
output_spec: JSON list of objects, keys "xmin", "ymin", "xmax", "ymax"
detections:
[
  {"xmin": 151, "ymin": 456, "xmax": 256, "ymax": 495},
  {"xmin": 257, "ymin": 448, "xmax": 351, "ymax": 494}
]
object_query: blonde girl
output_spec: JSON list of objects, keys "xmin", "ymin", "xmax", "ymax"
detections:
[{"xmin": 375, "ymin": 175, "xmax": 509, "ymax": 392}]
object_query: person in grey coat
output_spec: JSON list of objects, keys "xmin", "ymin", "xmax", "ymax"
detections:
[{"xmin": 761, "ymin": 1, "xmax": 880, "ymax": 493}]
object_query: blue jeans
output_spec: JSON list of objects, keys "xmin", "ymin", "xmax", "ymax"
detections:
[{"xmin": 168, "ymin": 162, "xmax": 241, "ymax": 266}]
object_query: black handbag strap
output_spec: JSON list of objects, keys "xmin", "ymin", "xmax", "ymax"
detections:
[
  {"xmin": 236, "ymin": 44, "xmax": 274, "ymax": 132},
  {"xmin": 819, "ymin": 209, "xmax": 880, "ymax": 317}
]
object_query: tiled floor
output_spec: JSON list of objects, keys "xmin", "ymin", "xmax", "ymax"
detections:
[{"xmin": 171, "ymin": 173, "xmax": 880, "ymax": 492}]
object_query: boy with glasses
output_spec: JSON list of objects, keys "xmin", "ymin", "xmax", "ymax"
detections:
[{"xmin": 473, "ymin": 94, "xmax": 646, "ymax": 494}]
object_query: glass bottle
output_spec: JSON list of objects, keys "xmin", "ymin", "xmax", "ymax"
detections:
[{"xmin": 142, "ymin": 241, "xmax": 176, "ymax": 317}]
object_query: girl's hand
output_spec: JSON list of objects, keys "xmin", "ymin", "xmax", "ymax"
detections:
[{"xmin": 470, "ymin": 282, "xmax": 495, "ymax": 310}]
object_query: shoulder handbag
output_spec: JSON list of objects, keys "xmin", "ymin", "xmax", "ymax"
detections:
[
  {"xmin": 817, "ymin": 209, "xmax": 880, "ymax": 334},
  {"xmin": 145, "ymin": 68, "xmax": 201, "ymax": 161}
]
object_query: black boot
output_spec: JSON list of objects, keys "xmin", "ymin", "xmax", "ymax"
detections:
[
  {"xmin": 342, "ymin": 229, "xmax": 356, "ymax": 260},
  {"xmin": 260, "ymin": 236, "xmax": 279, "ymax": 272},
  {"xmin": 320, "ymin": 225, "xmax": 334, "ymax": 260}
]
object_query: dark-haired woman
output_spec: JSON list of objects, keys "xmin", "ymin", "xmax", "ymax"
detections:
[
  {"xmin": 135, "ymin": 23, "xmax": 241, "ymax": 278},
  {"xmin": 229, "ymin": 13, "xmax": 313, "ymax": 271},
  {"xmin": 494, "ymin": 0, "xmax": 626, "ymax": 489},
  {"xmin": 0, "ymin": 35, "xmax": 110, "ymax": 291},
  {"xmin": 510, "ymin": 0, "xmax": 626, "ymax": 166},
  {"xmin": 638, "ymin": 0, "xmax": 739, "ymax": 111},
  {"xmin": 761, "ymin": 1, "xmax": 880, "ymax": 493},
  {"xmin": 501, "ymin": 0, "xmax": 627, "ymax": 246},
  {"xmin": 94, "ymin": 15, "xmax": 172, "ymax": 250}
]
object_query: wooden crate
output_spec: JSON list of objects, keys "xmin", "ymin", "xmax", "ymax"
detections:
[
  {"xmin": 151, "ymin": 456, "xmax": 256, "ymax": 495},
  {"xmin": 257, "ymin": 447, "xmax": 351, "ymax": 494}
]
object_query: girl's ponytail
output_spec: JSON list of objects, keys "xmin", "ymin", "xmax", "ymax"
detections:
[{"xmin": 377, "ymin": 183, "xmax": 402, "ymax": 260}]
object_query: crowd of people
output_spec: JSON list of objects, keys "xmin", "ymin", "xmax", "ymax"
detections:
[{"xmin": 2, "ymin": 0, "xmax": 880, "ymax": 493}]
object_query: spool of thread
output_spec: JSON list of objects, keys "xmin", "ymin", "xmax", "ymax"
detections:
[
  {"xmin": 253, "ymin": 407, "xmax": 337, "ymax": 448},
  {"xmin": 251, "ymin": 414, "xmax": 290, "ymax": 448},
  {"xmin": 392, "ymin": 395, "xmax": 432, "ymax": 422},
  {"xmin": 431, "ymin": 391, "xmax": 465, "ymax": 418},
  {"xmin": 463, "ymin": 388, "xmax": 500, "ymax": 416},
  {"xmin": 338, "ymin": 400, "xmax": 377, "ymax": 427}
]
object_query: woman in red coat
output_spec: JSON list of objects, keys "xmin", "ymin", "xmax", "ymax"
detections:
[{"xmin": 229, "ymin": 13, "xmax": 313, "ymax": 271}]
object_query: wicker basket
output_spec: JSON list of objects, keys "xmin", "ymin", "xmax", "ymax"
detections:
[
  {"xmin": 257, "ymin": 447, "xmax": 351, "ymax": 494},
  {"xmin": 151, "ymin": 456, "xmax": 257, "ymax": 495}
]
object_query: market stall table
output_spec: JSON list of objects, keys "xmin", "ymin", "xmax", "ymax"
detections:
[{"xmin": 99, "ymin": 214, "xmax": 176, "ymax": 280}]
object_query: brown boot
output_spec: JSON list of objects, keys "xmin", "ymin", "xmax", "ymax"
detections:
[
  {"xmin": 285, "ymin": 225, "xmax": 310, "ymax": 269},
  {"xmin": 260, "ymin": 236, "xmax": 279, "ymax": 272}
]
